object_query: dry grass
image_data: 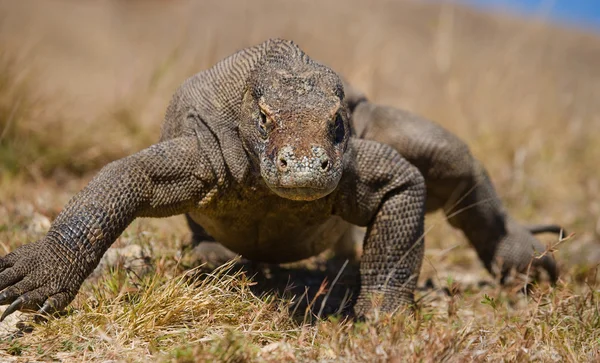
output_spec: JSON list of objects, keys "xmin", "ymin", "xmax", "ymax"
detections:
[{"xmin": 0, "ymin": 0, "xmax": 599, "ymax": 361}]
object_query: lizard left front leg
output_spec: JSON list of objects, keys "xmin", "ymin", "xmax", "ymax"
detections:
[
  {"xmin": 336, "ymin": 138, "xmax": 426, "ymax": 316},
  {"xmin": 353, "ymin": 102, "xmax": 559, "ymax": 283}
]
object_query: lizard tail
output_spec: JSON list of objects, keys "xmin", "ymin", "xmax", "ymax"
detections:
[{"xmin": 527, "ymin": 224, "xmax": 567, "ymax": 237}]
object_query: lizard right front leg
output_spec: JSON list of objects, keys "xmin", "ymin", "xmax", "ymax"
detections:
[{"xmin": 0, "ymin": 136, "xmax": 221, "ymax": 321}]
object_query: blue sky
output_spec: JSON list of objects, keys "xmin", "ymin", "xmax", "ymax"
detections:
[{"xmin": 461, "ymin": 0, "xmax": 600, "ymax": 30}]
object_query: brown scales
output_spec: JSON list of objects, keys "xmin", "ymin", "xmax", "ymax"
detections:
[{"xmin": 0, "ymin": 39, "xmax": 561, "ymax": 321}]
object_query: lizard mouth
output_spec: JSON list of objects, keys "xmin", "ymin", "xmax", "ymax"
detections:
[{"xmin": 268, "ymin": 185, "xmax": 334, "ymax": 201}]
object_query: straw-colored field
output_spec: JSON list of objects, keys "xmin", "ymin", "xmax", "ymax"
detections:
[{"xmin": 0, "ymin": 0, "xmax": 598, "ymax": 361}]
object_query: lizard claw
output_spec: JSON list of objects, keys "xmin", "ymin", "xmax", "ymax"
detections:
[
  {"xmin": 0, "ymin": 292, "xmax": 8, "ymax": 306},
  {"xmin": 38, "ymin": 301, "xmax": 55, "ymax": 317},
  {"xmin": 0, "ymin": 287, "xmax": 19, "ymax": 306},
  {"xmin": 494, "ymin": 218, "xmax": 560, "ymax": 285},
  {"xmin": 0, "ymin": 241, "xmax": 81, "ymax": 322},
  {"xmin": 0, "ymin": 297, "xmax": 24, "ymax": 322},
  {"xmin": 37, "ymin": 292, "xmax": 72, "ymax": 318}
]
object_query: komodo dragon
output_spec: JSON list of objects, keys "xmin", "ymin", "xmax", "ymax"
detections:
[{"xmin": 0, "ymin": 38, "xmax": 560, "ymax": 321}]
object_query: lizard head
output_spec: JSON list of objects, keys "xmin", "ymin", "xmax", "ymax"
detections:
[{"xmin": 240, "ymin": 48, "xmax": 349, "ymax": 201}]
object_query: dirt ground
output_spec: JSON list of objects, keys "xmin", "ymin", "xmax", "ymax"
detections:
[{"xmin": 0, "ymin": 0, "xmax": 598, "ymax": 361}]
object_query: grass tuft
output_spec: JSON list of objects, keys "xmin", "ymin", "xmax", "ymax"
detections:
[{"xmin": 0, "ymin": 0, "xmax": 599, "ymax": 361}]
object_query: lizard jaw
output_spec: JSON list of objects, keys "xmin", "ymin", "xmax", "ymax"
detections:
[{"xmin": 267, "ymin": 185, "xmax": 336, "ymax": 201}]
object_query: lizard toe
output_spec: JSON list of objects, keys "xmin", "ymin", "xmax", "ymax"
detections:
[
  {"xmin": 0, "ymin": 258, "xmax": 8, "ymax": 272},
  {"xmin": 495, "ymin": 219, "xmax": 559, "ymax": 285},
  {"xmin": 0, "ymin": 296, "xmax": 24, "ymax": 322},
  {"xmin": 0, "ymin": 287, "xmax": 50, "ymax": 322},
  {"xmin": 0, "ymin": 276, "xmax": 40, "ymax": 306},
  {"xmin": 0, "ymin": 267, "xmax": 25, "ymax": 293},
  {"xmin": 532, "ymin": 252, "xmax": 559, "ymax": 284},
  {"xmin": 37, "ymin": 292, "xmax": 74, "ymax": 320},
  {"xmin": 0, "ymin": 252, "xmax": 20, "ymax": 270},
  {"xmin": 0, "ymin": 241, "xmax": 42, "ymax": 271}
]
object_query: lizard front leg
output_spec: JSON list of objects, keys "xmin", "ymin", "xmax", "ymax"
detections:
[
  {"xmin": 336, "ymin": 138, "xmax": 426, "ymax": 315},
  {"xmin": 0, "ymin": 136, "xmax": 221, "ymax": 321},
  {"xmin": 353, "ymin": 102, "xmax": 559, "ymax": 282}
]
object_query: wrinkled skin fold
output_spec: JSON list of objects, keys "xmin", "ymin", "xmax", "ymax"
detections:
[{"xmin": 0, "ymin": 39, "xmax": 560, "ymax": 321}]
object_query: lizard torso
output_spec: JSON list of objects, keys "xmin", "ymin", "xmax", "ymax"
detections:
[{"xmin": 160, "ymin": 39, "xmax": 351, "ymax": 262}]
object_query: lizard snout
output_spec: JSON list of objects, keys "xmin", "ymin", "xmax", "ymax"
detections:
[
  {"xmin": 276, "ymin": 145, "xmax": 331, "ymax": 175},
  {"xmin": 261, "ymin": 144, "xmax": 341, "ymax": 201}
]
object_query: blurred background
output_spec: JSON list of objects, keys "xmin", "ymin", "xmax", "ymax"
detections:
[{"xmin": 0, "ymin": 0, "xmax": 599, "ymax": 275}]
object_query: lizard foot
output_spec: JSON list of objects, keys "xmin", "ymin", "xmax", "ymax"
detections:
[
  {"xmin": 0, "ymin": 240, "xmax": 82, "ymax": 322},
  {"xmin": 493, "ymin": 219, "xmax": 559, "ymax": 285},
  {"xmin": 182, "ymin": 241, "xmax": 240, "ymax": 269}
]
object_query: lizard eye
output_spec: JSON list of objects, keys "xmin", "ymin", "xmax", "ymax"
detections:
[
  {"xmin": 258, "ymin": 110, "xmax": 272, "ymax": 138},
  {"xmin": 332, "ymin": 113, "xmax": 345, "ymax": 144}
]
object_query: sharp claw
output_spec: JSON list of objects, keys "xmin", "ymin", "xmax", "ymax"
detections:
[
  {"xmin": 0, "ymin": 290, "xmax": 11, "ymax": 305},
  {"xmin": 38, "ymin": 300, "xmax": 54, "ymax": 316},
  {"xmin": 33, "ymin": 301, "xmax": 55, "ymax": 324},
  {"xmin": 0, "ymin": 296, "xmax": 23, "ymax": 322}
]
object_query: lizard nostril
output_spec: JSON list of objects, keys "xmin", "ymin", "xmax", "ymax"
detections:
[
  {"xmin": 320, "ymin": 159, "xmax": 329, "ymax": 171},
  {"xmin": 278, "ymin": 157, "xmax": 288, "ymax": 169}
]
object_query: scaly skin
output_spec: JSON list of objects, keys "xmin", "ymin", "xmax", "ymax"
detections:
[
  {"xmin": 0, "ymin": 39, "xmax": 559, "ymax": 321},
  {"xmin": 351, "ymin": 102, "xmax": 559, "ymax": 281}
]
